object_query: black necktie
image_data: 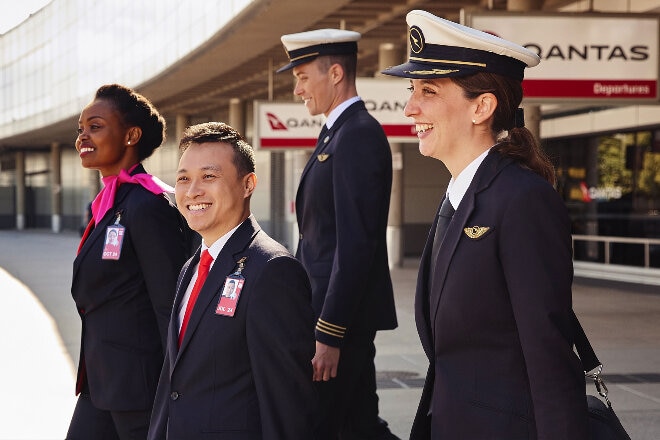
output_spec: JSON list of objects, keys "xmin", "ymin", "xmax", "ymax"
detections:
[
  {"xmin": 317, "ymin": 124, "xmax": 328, "ymax": 147},
  {"xmin": 429, "ymin": 196, "xmax": 455, "ymax": 282}
]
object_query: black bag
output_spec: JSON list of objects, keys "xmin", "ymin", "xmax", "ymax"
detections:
[
  {"xmin": 586, "ymin": 395, "xmax": 631, "ymax": 440},
  {"xmin": 573, "ymin": 313, "xmax": 632, "ymax": 440}
]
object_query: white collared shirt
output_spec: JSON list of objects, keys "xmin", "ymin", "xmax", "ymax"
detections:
[
  {"xmin": 325, "ymin": 96, "xmax": 361, "ymax": 129},
  {"xmin": 446, "ymin": 148, "xmax": 491, "ymax": 210},
  {"xmin": 177, "ymin": 224, "xmax": 241, "ymax": 332}
]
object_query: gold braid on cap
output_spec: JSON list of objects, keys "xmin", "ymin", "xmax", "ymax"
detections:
[{"xmin": 289, "ymin": 52, "xmax": 320, "ymax": 63}]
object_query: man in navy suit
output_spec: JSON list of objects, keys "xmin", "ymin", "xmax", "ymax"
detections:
[
  {"xmin": 277, "ymin": 29, "xmax": 399, "ymax": 440},
  {"xmin": 148, "ymin": 122, "xmax": 318, "ymax": 440}
]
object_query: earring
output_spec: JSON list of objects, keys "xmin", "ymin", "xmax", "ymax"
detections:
[
  {"xmin": 472, "ymin": 119, "xmax": 477, "ymax": 124},
  {"xmin": 127, "ymin": 141, "xmax": 131, "ymax": 145}
]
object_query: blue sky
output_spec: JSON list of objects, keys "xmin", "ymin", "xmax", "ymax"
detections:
[{"xmin": 0, "ymin": 0, "xmax": 52, "ymax": 34}]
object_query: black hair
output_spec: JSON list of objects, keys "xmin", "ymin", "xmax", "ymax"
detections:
[
  {"xmin": 94, "ymin": 84, "xmax": 166, "ymax": 161},
  {"xmin": 179, "ymin": 122, "xmax": 256, "ymax": 177}
]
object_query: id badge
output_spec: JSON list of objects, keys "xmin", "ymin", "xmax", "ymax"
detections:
[
  {"xmin": 215, "ymin": 275, "xmax": 244, "ymax": 317},
  {"xmin": 102, "ymin": 211, "xmax": 125, "ymax": 260},
  {"xmin": 216, "ymin": 257, "xmax": 247, "ymax": 317},
  {"xmin": 102, "ymin": 224, "xmax": 125, "ymax": 260}
]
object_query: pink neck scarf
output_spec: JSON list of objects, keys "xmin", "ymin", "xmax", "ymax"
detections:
[{"xmin": 91, "ymin": 164, "xmax": 174, "ymax": 225}]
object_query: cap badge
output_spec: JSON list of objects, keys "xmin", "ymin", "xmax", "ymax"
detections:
[{"xmin": 409, "ymin": 26, "xmax": 425, "ymax": 54}]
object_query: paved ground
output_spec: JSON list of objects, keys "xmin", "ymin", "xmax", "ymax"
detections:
[{"xmin": 0, "ymin": 229, "xmax": 659, "ymax": 439}]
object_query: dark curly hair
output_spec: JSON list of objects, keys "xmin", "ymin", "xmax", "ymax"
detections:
[
  {"xmin": 94, "ymin": 84, "xmax": 166, "ymax": 161},
  {"xmin": 179, "ymin": 122, "xmax": 255, "ymax": 177}
]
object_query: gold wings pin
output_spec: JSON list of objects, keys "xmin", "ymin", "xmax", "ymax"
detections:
[
  {"xmin": 463, "ymin": 226, "xmax": 490, "ymax": 239},
  {"xmin": 317, "ymin": 153, "xmax": 330, "ymax": 162}
]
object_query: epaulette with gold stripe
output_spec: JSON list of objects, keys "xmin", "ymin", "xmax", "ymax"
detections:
[{"xmin": 316, "ymin": 319, "xmax": 346, "ymax": 338}]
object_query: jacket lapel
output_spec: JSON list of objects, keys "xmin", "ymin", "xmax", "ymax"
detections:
[
  {"xmin": 427, "ymin": 151, "xmax": 512, "ymax": 339},
  {"xmin": 72, "ymin": 165, "xmax": 149, "ymax": 281},
  {"xmin": 168, "ymin": 255, "xmax": 196, "ymax": 370},
  {"xmin": 174, "ymin": 215, "xmax": 260, "ymax": 362},
  {"xmin": 298, "ymin": 125, "xmax": 330, "ymax": 188},
  {"xmin": 415, "ymin": 219, "xmax": 436, "ymax": 360},
  {"xmin": 72, "ymin": 190, "xmax": 129, "ymax": 283},
  {"xmin": 297, "ymin": 100, "xmax": 366, "ymax": 189}
]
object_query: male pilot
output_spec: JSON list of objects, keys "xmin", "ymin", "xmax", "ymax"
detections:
[
  {"xmin": 277, "ymin": 29, "xmax": 399, "ymax": 439},
  {"xmin": 148, "ymin": 122, "xmax": 318, "ymax": 440}
]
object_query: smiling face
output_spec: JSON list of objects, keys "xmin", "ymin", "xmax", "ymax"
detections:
[
  {"xmin": 175, "ymin": 142, "xmax": 256, "ymax": 246},
  {"xmin": 292, "ymin": 59, "xmax": 337, "ymax": 117},
  {"xmin": 404, "ymin": 78, "xmax": 477, "ymax": 163},
  {"xmin": 76, "ymin": 98, "xmax": 137, "ymax": 177}
]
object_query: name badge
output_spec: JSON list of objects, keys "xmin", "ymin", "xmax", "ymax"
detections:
[
  {"xmin": 215, "ymin": 276, "xmax": 244, "ymax": 317},
  {"xmin": 102, "ymin": 224, "xmax": 125, "ymax": 260},
  {"xmin": 102, "ymin": 212, "xmax": 125, "ymax": 260},
  {"xmin": 215, "ymin": 257, "xmax": 247, "ymax": 317}
]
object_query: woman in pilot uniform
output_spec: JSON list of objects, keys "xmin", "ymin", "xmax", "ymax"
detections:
[{"xmin": 383, "ymin": 10, "xmax": 589, "ymax": 440}]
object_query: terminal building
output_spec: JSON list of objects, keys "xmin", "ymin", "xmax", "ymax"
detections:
[{"xmin": 1, "ymin": 0, "xmax": 659, "ymax": 282}]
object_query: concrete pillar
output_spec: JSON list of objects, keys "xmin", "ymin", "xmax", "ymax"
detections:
[
  {"xmin": 378, "ymin": 42, "xmax": 405, "ymax": 268},
  {"xmin": 175, "ymin": 113, "xmax": 190, "ymax": 147},
  {"xmin": 86, "ymin": 166, "xmax": 100, "ymax": 218},
  {"xmin": 228, "ymin": 98, "xmax": 245, "ymax": 134},
  {"xmin": 524, "ymin": 106, "xmax": 541, "ymax": 143},
  {"xmin": 15, "ymin": 151, "xmax": 25, "ymax": 230},
  {"xmin": 50, "ymin": 142, "xmax": 62, "ymax": 232},
  {"xmin": 507, "ymin": 0, "xmax": 542, "ymax": 144}
]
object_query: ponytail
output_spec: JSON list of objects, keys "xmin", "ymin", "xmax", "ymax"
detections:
[
  {"xmin": 452, "ymin": 73, "xmax": 556, "ymax": 186},
  {"xmin": 494, "ymin": 127, "xmax": 556, "ymax": 186}
]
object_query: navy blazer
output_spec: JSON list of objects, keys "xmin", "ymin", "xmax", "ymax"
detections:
[
  {"xmin": 148, "ymin": 215, "xmax": 318, "ymax": 440},
  {"xmin": 411, "ymin": 150, "xmax": 589, "ymax": 439},
  {"xmin": 71, "ymin": 164, "xmax": 191, "ymax": 411},
  {"xmin": 295, "ymin": 100, "xmax": 397, "ymax": 346}
]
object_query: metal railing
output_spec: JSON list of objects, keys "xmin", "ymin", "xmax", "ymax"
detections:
[{"xmin": 572, "ymin": 235, "xmax": 660, "ymax": 268}]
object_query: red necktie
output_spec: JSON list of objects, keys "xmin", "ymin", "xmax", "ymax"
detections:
[{"xmin": 178, "ymin": 250, "xmax": 214, "ymax": 347}]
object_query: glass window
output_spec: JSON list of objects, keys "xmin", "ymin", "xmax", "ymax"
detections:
[{"xmin": 546, "ymin": 129, "xmax": 660, "ymax": 267}]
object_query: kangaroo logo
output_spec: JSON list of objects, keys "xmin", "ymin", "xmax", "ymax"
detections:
[{"xmin": 266, "ymin": 112, "xmax": 287, "ymax": 131}]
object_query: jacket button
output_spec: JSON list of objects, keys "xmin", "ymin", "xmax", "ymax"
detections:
[
  {"xmin": 299, "ymin": 233, "xmax": 303, "ymax": 240},
  {"xmin": 170, "ymin": 391, "xmax": 179, "ymax": 400}
]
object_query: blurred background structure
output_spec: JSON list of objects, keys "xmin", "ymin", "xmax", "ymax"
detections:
[{"xmin": 1, "ymin": 0, "xmax": 659, "ymax": 284}]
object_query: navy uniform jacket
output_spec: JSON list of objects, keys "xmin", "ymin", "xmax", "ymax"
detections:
[
  {"xmin": 295, "ymin": 100, "xmax": 397, "ymax": 345},
  {"xmin": 71, "ymin": 164, "xmax": 191, "ymax": 411},
  {"xmin": 148, "ymin": 215, "xmax": 318, "ymax": 440},
  {"xmin": 411, "ymin": 150, "xmax": 589, "ymax": 440}
]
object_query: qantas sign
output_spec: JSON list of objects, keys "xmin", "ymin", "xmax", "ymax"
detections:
[
  {"xmin": 468, "ymin": 12, "xmax": 659, "ymax": 103},
  {"xmin": 254, "ymin": 78, "xmax": 415, "ymax": 149}
]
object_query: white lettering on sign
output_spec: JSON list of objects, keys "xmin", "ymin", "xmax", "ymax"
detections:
[
  {"xmin": 589, "ymin": 186, "xmax": 623, "ymax": 200},
  {"xmin": 593, "ymin": 83, "xmax": 651, "ymax": 96}
]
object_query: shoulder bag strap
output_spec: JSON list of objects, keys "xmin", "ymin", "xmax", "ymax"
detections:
[{"xmin": 572, "ymin": 311, "xmax": 601, "ymax": 372}]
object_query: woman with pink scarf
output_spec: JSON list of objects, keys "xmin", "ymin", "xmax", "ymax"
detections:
[{"xmin": 68, "ymin": 84, "xmax": 193, "ymax": 440}]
